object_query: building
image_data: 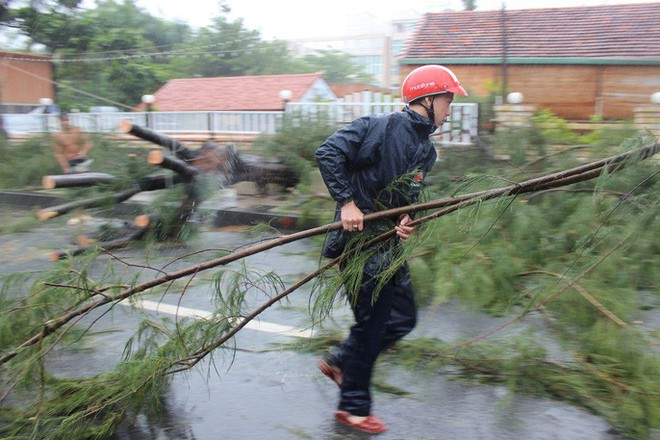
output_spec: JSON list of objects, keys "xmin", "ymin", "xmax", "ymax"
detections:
[
  {"xmin": 140, "ymin": 73, "xmax": 336, "ymax": 111},
  {"xmin": 287, "ymin": 13, "xmax": 421, "ymax": 91},
  {"xmin": 0, "ymin": 51, "xmax": 54, "ymax": 113},
  {"xmin": 399, "ymin": 3, "xmax": 660, "ymax": 120}
]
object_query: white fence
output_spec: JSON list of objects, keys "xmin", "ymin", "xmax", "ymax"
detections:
[
  {"xmin": 2, "ymin": 102, "xmax": 479, "ymax": 145},
  {"xmin": 286, "ymin": 102, "xmax": 479, "ymax": 145}
]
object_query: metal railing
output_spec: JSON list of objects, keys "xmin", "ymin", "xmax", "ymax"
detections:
[{"xmin": 2, "ymin": 103, "xmax": 479, "ymax": 144}]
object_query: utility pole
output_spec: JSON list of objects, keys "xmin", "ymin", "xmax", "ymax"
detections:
[{"xmin": 500, "ymin": 2, "xmax": 509, "ymax": 100}]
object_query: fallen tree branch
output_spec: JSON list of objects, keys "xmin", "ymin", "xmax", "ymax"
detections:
[
  {"xmin": 1, "ymin": 142, "xmax": 657, "ymax": 366},
  {"xmin": 440, "ymin": 232, "xmax": 634, "ymax": 356},
  {"xmin": 517, "ymin": 270, "xmax": 628, "ymax": 328},
  {"xmin": 119, "ymin": 119, "xmax": 189, "ymax": 156},
  {"xmin": 147, "ymin": 150, "xmax": 198, "ymax": 182}
]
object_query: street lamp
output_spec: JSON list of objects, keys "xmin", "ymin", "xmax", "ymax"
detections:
[
  {"xmin": 39, "ymin": 97, "xmax": 53, "ymax": 110},
  {"xmin": 142, "ymin": 94, "xmax": 155, "ymax": 128},
  {"xmin": 39, "ymin": 98, "xmax": 54, "ymax": 131},
  {"xmin": 506, "ymin": 92, "xmax": 524, "ymax": 105},
  {"xmin": 279, "ymin": 89, "xmax": 292, "ymax": 110},
  {"xmin": 651, "ymin": 92, "xmax": 660, "ymax": 104}
]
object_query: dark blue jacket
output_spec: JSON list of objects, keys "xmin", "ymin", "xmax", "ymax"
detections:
[{"xmin": 316, "ymin": 107, "xmax": 438, "ymax": 257}]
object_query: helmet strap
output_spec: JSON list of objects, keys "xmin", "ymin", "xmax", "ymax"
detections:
[{"xmin": 420, "ymin": 96, "xmax": 435, "ymax": 122}]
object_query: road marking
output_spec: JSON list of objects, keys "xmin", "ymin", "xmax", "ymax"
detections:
[{"xmin": 126, "ymin": 299, "xmax": 314, "ymax": 338}]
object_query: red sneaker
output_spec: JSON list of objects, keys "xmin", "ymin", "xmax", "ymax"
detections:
[
  {"xmin": 334, "ymin": 410, "xmax": 388, "ymax": 434},
  {"xmin": 318, "ymin": 358, "xmax": 342, "ymax": 387}
]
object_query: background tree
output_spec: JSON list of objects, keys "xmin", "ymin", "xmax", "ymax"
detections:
[
  {"xmin": 462, "ymin": 0, "xmax": 477, "ymax": 11},
  {"xmin": 5, "ymin": 0, "xmax": 378, "ymax": 110},
  {"xmin": 299, "ymin": 49, "xmax": 374, "ymax": 84}
]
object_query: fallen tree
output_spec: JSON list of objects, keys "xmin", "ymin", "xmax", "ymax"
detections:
[
  {"xmin": 2, "ymin": 140, "xmax": 657, "ymax": 367},
  {"xmin": 0, "ymin": 139, "xmax": 657, "ymax": 440},
  {"xmin": 120, "ymin": 120, "xmax": 300, "ymax": 189}
]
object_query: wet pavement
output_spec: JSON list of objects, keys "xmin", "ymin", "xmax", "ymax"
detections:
[{"xmin": 0, "ymin": 205, "xmax": 623, "ymax": 440}]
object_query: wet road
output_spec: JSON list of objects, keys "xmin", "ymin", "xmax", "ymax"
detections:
[{"xmin": 0, "ymin": 210, "xmax": 621, "ymax": 440}]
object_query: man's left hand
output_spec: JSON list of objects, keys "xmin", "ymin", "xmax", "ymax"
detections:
[{"xmin": 395, "ymin": 214, "xmax": 415, "ymax": 242}]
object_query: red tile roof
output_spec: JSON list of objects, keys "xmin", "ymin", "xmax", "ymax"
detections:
[
  {"xmin": 330, "ymin": 83, "xmax": 392, "ymax": 98},
  {"xmin": 401, "ymin": 3, "xmax": 660, "ymax": 62},
  {"xmin": 148, "ymin": 72, "xmax": 325, "ymax": 111}
]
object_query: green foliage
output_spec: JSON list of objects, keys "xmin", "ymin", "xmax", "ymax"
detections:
[
  {"xmin": 0, "ymin": 208, "xmax": 41, "ymax": 234},
  {"xmin": 492, "ymin": 125, "xmax": 546, "ymax": 165},
  {"xmin": 0, "ymin": 135, "xmax": 154, "ymax": 189},
  {"xmin": 413, "ymin": 136, "xmax": 659, "ymax": 438},
  {"xmin": 0, "ymin": 252, "xmax": 294, "ymax": 438},
  {"xmin": 0, "ymin": 124, "xmax": 657, "ymax": 439},
  {"xmin": 251, "ymin": 113, "xmax": 336, "ymax": 189},
  {"xmin": 530, "ymin": 109, "xmax": 581, "ymax": 145},
  {"xmin": 0, "ymin": 135, "xmax": 63, "ymax": 188},
  {"xmin": 580, "ymin": 120, "xmax": 640, "ymax": 149}
]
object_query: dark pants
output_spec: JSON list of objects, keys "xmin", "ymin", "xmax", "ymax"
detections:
[{"xmin": 335, "ymin": 259, "xmax": 416, "ymax": 416}]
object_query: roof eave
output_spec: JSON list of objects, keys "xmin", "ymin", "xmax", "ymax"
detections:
[{"xmin": 400, "ymin": 57, "xmax": 660, "ymax": 66}]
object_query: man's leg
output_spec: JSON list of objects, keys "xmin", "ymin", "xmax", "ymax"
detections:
[
  {"xmin": 382, "ymin": 265, "xmax": 417, "ymax": 349},
  {"xmin": 324, "ymin": 265, "xmax": 415, "ymax": 384},
  {"xmin": 338, "ymin": 274, "xmax": 396, "ymax": 416}
]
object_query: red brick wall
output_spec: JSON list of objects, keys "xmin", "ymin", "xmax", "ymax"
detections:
[{"xmin": 0, "ymin": 53, "xmax": 54, "ymax": 105}]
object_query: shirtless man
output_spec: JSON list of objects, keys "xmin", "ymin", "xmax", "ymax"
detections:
[{"xmin": 53, "ymin": 113, "xmax": 93, "ymax": 173}]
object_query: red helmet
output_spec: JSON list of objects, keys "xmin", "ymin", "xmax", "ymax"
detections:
[{"xmin": 401, "ymin": 65, "xmax": 468, "ymax": 103}]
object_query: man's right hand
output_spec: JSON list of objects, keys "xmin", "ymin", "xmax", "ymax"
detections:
[{"xmin": 341, "ymin": 200, "xmax": 364, "ymax": 232}]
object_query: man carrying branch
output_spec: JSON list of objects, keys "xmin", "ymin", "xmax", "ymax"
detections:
[{"xmin": 315, "ymin": 65, "xmax": 468, "ymax": 434}]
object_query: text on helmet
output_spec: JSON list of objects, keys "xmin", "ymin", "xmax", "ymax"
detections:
[{"xmin": 410, "ymin": 81, "xmax": 437, "ymax": 91}]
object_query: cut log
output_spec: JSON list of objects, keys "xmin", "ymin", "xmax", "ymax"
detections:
[
  {"xmin": 37, "ymin": 173, "xmax": 183, "ymax": 221},
  {"xmin": 42, "ymin": 173, "xmax": 116, "ymax": 189},
  {"xmin": 134, "ymin": 214, "xmax": 151, "ymax": 228}
]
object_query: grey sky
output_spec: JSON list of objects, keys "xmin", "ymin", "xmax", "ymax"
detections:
[{"xmin": 136, "ymin": 0, "xmax": 659, "ymax": 39}]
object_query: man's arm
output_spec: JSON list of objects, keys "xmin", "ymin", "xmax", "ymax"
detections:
[{"xmin": 316, "ymin": 117, "xmax": 371, "ymax": 231}]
